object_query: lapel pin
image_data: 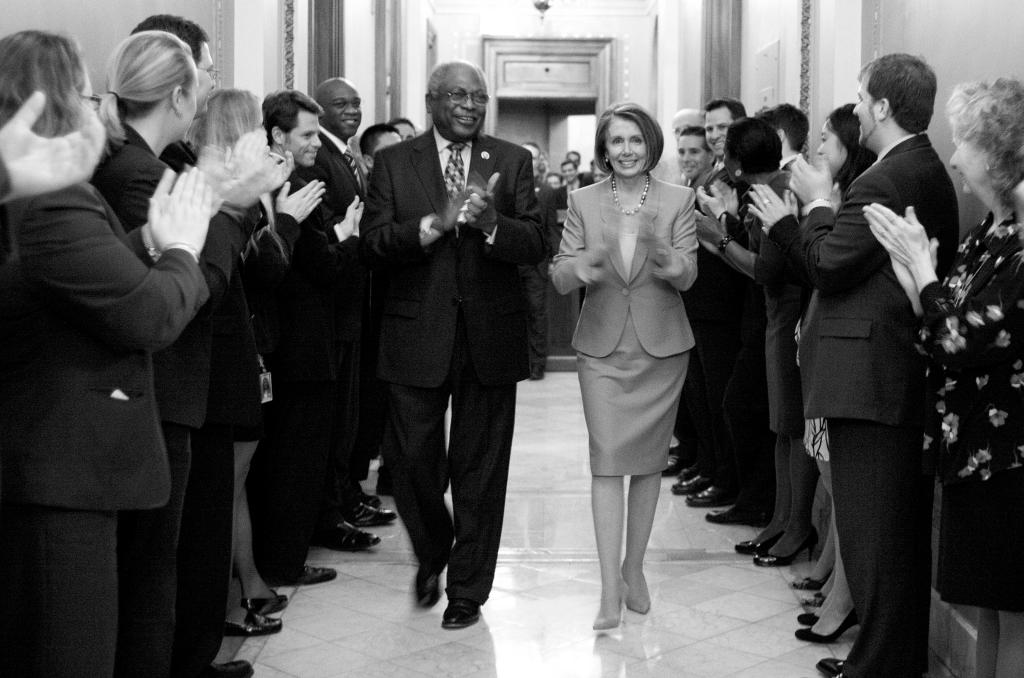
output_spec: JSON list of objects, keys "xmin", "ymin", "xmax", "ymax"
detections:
[{"xmin": 481, "ymin": 151, "xmax": 490, "ymax": 160}]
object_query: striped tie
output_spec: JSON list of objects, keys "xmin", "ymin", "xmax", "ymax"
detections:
[
  {"xmin": 342, "ymin": 149, "xmax": 363, "ymax": 192},
  {"xmin": 444, "ymin": 143, "xmax": 465, "ymax": 200}
]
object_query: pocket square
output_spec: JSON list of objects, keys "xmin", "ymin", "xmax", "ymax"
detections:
[{"xmin": 109, "ymin": 388, "xmax": 130, "ymax": 401}]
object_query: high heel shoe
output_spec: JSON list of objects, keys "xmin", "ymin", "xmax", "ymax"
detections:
[
  {"xmin": 794, "ymin": 611, "xmax": 858, "ymax": 643},
  {"xmin": 752, "ymin": 528, "xmax": 818, "ymax": 567},
  {"xmin": 623, "ymin": 582, "xmax": 650, "ymax": 615},
  {"xmin": 735, "ymin": 530, "xmax": 783, "ymax": 556},
  {"xmin": 593, "ymin": 591, "xmax": 623, "ymax": 630},
  {"xmin": 797, "ymin": 612, "xmax": 819, "ymax": 626},
  {"xmin": 241, "ymin": 590, "xmax": 288, "ymax": 616}
]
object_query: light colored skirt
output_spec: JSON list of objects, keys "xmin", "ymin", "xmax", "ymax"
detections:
[{"xmin": 577, "ymin": 312, "xmax": 688, "ymax": 476}]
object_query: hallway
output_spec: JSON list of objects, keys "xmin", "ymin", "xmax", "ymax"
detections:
[{"xmin": 230, "ymin": 373, "xmax": 942, "ymax": 677}]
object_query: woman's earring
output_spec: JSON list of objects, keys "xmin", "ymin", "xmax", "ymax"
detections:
[{"xmin": 734, "ymin": 168, "xmax": 742, "ymax": 178}]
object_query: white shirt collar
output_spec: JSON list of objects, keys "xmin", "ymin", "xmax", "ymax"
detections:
[
  {"xmin": 780, "ymin": 153, "xmax": 800, "ymax": 170},
  {"xmin": 874, "ymin": 133, "xmax": 917, "ymax": 164},
  {"xmin": 433, "ymin": 128, "xmax": 473, "ymax": 155},
  {"xmin": 320, "ymin": 126, "xmax": 351, "ymax": 156}
]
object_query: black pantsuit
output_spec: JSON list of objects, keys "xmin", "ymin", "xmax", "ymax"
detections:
[
  {"xmin": 114, "ymin": 423, "xmax": 191, "ymax": 678},
  {"xmin": 828, "ymin": 419, "xmax": 933, "ymax": 677},
  {"xmin": 384, "ymin": 314, "xmax": 517, "ymax": 602},
  {"xmin": 170, "ymin": 423, "xmax": 236, "ymax": 678},
  {"xmin": 0, "ymin": 506, "xmax": 119, "ymax": 678}
]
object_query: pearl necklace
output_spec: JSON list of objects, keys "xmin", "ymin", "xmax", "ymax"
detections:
[{"xmin": 610, "ymin": 174, "xmax": 650, "ymax": 215}]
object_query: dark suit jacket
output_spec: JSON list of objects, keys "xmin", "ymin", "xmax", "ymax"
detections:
[
  {"xmin": 360, "ymin": 131, "xmax": 547, "ymax": 387},
  {"xmin": 295, "ymin": 132, "xmax": 366, "ymax": 343},
  {"xmin": 271, "ymin": 172, "xmax": 361, "ymax": 382},
  {"xmin": 91, "ymin": 127, "xmax": 250, "ymax": 427},
  {"xmin": 0, "ymin": 183, "xmax": 208, "ymax": 510},
  {"xmin": 769, "ymin": 134, "xmax": 958, "ymax": 426}
]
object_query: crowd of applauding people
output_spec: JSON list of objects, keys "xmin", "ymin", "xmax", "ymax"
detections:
[{"xmin": 1, "ymin": 13, "xmax": 1023, "ymax": 678}]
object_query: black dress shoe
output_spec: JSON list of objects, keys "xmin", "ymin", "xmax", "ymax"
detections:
[
  {"xmin": 415, "ymin": 567, "xmax": 441, "ymax": 608},
  {"xmin": 310, "ymin": 521, "xmax": 381, "ymax": 551},
  {"xmin": 735, "ymin": 530, "xmax": 784, "ymax": 555},
  {"xmin": 224, "ymin": 609, "xmax": 283, "ymax": 637},
  {"xmin": 529, "ymin": 364, "xmax": 545, "ymax": 380},
  {"xmin": 685, "ymin": 485, "xmax": 737, "ymax": 508},
  {"xmin": 662, "ymin": 448, "xmax": 687, "ymax": 476},
  {"xmin": 359, "ymin": 491, "xmax": 383, "ymax": 509},
  {"xmin": 265, "ymin": 564, "xmax": 338, "ymax": 587},
  {"xmin": 346, "ymin": 502, "xmax": 397, "ymax": 527},
  {"xmin": 671, "ymin": 474, "xmax": 711, "ymax": 496},
  {"xmin": 441, "ymin": 598, "xmax": 480, "ymax": 629},
  {"xmin": 816, "ymin": 656, "xmax": 844, "ymax": 678},
  {"xmin": 795, "ymin": 612, "xmax": 858, "ymax": 644},
  {"xmin": 199, "ymin": 661, "xmax": 254, "ymax": 678},
  {"xmin": 241, "ymin": 590, "xmax": 288, "ymax": 615},
  {"xmin": 705, "ymin": 507, "xmax": 769, "ymax": 526},
  {"xmin": 678, "ymin": 462, "xmax": 701, "ymax": 482}
]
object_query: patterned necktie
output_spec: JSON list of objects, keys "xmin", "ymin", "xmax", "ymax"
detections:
[
  {"xmin": 444, "ymin": 142, "xmax": 465, "ymax": 200},
  {"xmin": 342, "ymin": 149, "xmax": 363, "ymax": 192}
]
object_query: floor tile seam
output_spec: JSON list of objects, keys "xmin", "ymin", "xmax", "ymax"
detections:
[{"xmin": 255, "ymin": 638, "xmax": 381, "ymax": 671}]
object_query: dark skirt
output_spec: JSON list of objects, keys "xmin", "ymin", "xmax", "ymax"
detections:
[{"xmin": 937, "ymin": 466, "xmax": 1024, "ymax": 611}]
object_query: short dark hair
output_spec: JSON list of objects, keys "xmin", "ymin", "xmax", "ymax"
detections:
[
  {"xmin": 262, "ymin": 90, "xmax": 323, "ymax": 143},
  {"xmin": 387, "ymin": 116, "xmax": 414, "ymax": 128},
  {"xmin": 359, "ymin": 122, "xmax": 400, "ymax": 157},
  {"xmin": 560, "ymin": 159, "xmax": 578, "ymax": 170},
  {"xmin": 859, "ymin": 53, "xmax": 936, "ymax": 133},
  {"xmin": 704, "ymin": 97, "xmax": 747, "ymax": 120},
  {"xmin": 724, "ymin": 117, "xmax": 781, "ymax": 174},
  {"xmin": 678, "ymin": 125, "xmax": 711, "ymax": 150},
  {"xmin": 131, "ymin": 14, "xmax": 208, "ymax": 63},
  {"xmin": 826, "ymin": 103, "xmax": 877, "ymax": 192},
  {"xmin": 758, "ymin": 103, "xmax": 808, "ymax": 153},
  {"xmin": 594, "ymin": 102, "xmax": 664, "ymax": 175}
]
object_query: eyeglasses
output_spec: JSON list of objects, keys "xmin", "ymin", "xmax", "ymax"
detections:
[
  {"xmin": 81, "ymin": 94, "xmax": 102, "ymax": 111},
  {"xmin": 443, "ymin": 89, "xmax": 490, "ymax": 106}
]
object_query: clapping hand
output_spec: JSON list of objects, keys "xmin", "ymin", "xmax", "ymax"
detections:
[
  {"xmin": 462, "ymin": 171, "xmax": 501, "ymax": 234},
  {"xmin": 747, "ymin": 184, "xmax": 798, "ymax": 231},
  {"xmin": 644, "ymin": 232, "xmax": 685, "ymax": 280},
  {"xmin": 146, "ymin": 167, "xmax": 218, "ymax": 255},
  {"xmin": 574, "ymin": 243, "xmax": 610, "ymax": 285},
  {"xmin": 276, "ymin": 179, "xmax": 325, "ymax": 223},
  {"xmin": 695, "ymin": 211, "xmax": 726, "ymax": 244},
  {"xmin": 199, "ymin": 131, "xmax": 288, "ymax": 209},
  {"xmin": 333, "ymin": 196, "xmax": 363, "ymax": 241},
  {"xmin": 696, "ymin": 180, "xmax": 737, "ymax": 219},
  {"xmin": 0, "ymin": 91, "xmax": 106, "ymax": 202},
  {"xmin": 863, "ymin": 202, "xmax": 938, "ymax": 313},
  {"xmin": 788, "ymin": 155, "xmax": 833, "ymax": 205}
]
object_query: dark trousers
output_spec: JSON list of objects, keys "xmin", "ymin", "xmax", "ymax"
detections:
[
  {"xmin": 352, "ymin": 272, "xmax": 389, "ymax": 481},
  {"xmin": 115, "ymin": 423, "xmax": 191, "ymax": 678},
  {"xmin": 684, "ymin": 320, "xmax": 742, "ymax": 489},
  {"xmin": 1, "ymin": 505, "xmax": 118, "ymax": 678},
  {"xmin": 171, "ymin": 423, "xmax": 235, "ymax": 678},
  {"xmin": 251, "ymin": 380, "xmax": 334, "ymax": 581},
  {"xmin": 518, "ymin": 260, "xmax": 549, "ymax": 370},
  {"xmin": 383, "ymin": 319, "xmax": 516, "ymax": 604},
  {"xmin": 828, "ymin": 418, "xmax": 933, "ymax": 678},
  {"xmin": 723, "ymin": 345, "xmax": 775, "ymax": 513},
  {"xmin": 319, "ymin": 341, "xmax": 364, "ymax": 528}
]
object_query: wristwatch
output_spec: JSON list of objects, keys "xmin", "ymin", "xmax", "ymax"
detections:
[{"xmin": 717, "ymin": 235, "xmax": 734, "ymax": 253}]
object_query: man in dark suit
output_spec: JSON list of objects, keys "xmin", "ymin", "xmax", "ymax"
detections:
[
  {"xmin": 250, "ymin": 90, "xmax": 354, "ymax": 587},
  {"xmin": 674, "ymin": 98, "xmax": 748, "ymax": 509},
  {"xmin": 301, "ymin": 77, "xmax": 397, "ymax": 534},
  {"xmin": 361, "ymin": 60, "xmax": 546, "ymax": 629},
  {"xmin": 766, "ymin": 53, "xmax": 958, "ymax": 678}
]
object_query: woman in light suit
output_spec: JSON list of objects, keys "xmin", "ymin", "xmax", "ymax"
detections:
[{"xmin": 552, "ymin": 102, "xmax": 698, "ymax": 630}]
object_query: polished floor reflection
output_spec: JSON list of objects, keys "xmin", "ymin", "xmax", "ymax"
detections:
[{"xmin": 232, "ymin": 372, "xmax": 951, "ymax": 678}]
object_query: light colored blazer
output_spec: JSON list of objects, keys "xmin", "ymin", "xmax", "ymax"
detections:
[{"xmin": 551, "ymin": 177, "xmax": 698, "ymax": 358}]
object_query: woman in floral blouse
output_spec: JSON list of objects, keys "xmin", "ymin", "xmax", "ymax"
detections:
[{"xmin": 865, "ymin": 78, "xmax": 1024, "ymax": 678}]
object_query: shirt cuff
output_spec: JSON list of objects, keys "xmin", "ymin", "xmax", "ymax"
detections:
[
  {"xmin": 801, "ymin": 199, "xmax": 833, "ymax": 217},
  {"xmin": 485, "ymin": 224, "xmax": 498, "ymax": 245}
]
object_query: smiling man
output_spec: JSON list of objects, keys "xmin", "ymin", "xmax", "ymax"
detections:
[{"xmin": 361, "ymin": 60, "xmax": 546, "ymax": 630}]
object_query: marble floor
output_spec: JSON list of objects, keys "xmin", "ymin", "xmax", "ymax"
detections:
[{"xmin": 229, "ymin": 372, "xmax": 953, "ymax": 678}]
